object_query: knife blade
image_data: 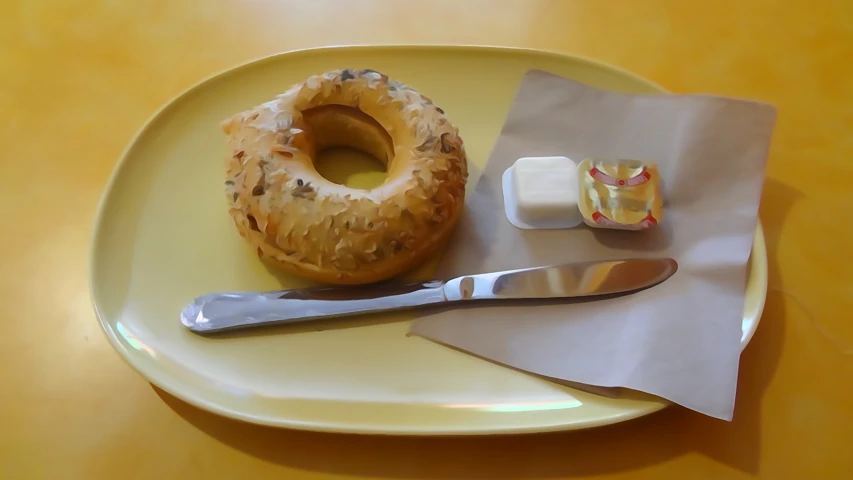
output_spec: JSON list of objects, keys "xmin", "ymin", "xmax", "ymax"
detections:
[{"xmin": 181, "ymin": 257, "xmax": 677, "ymax": 334}]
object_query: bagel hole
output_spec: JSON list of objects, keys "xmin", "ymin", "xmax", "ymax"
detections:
[
  {"xmin": 314, "ymin": 147, "xmax": 388, "ymax": 190},
  {"xmin": 302, "ymin": 105, "xmax": 393, "ymax": 190}
]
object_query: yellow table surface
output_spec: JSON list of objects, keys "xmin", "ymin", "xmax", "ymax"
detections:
[{"xmin": 2, "ymin": 0, "xmax": 851, "ymax": 478}]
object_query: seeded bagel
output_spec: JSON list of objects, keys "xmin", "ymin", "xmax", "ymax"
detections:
[{"xmin": 220, "ymin": 69, "xmax": 468, "ymax": 284}]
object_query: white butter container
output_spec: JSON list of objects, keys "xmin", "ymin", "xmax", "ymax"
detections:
[{"xmin": 501, "ymin": 156, "xmax": 584, "ymax": 230}]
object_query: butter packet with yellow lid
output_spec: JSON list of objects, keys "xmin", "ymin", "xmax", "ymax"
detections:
[{"xmin": 577, "ymin": 157, "xmax": 663, "ymax": 230}]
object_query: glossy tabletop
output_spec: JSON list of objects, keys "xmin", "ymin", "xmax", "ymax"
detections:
[{"xmin": 1, "ymin": 0, "xmax": 851, "ymax": 478}]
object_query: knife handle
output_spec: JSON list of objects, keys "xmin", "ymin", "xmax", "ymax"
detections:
[{"xmin": 181, "ymin": 282, "xmax": 448, "ymax": 333}]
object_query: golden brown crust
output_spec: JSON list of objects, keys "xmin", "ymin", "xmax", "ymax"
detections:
[{"xmin": 220, "ymin": 69, "xmax": 468, "ymax": 284}]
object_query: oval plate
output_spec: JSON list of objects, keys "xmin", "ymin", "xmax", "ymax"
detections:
[{"xmin": 90, "ymin": 45, "xmax": 767, "ymax": 435}]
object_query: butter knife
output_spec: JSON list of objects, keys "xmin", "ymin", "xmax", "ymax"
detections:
[{"xmin": 181, "ymin": 257, "xmax": 677, "ymax": 334}]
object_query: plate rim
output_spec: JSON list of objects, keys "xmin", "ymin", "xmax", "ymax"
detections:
[{"xmin": 89, "ymin": 44, "xmax": 768, "ymax": 435}]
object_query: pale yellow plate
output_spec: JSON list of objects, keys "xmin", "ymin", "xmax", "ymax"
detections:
[{"xmin": 90, "ymin": 45, "xmax": 767, "ymax": 435}]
